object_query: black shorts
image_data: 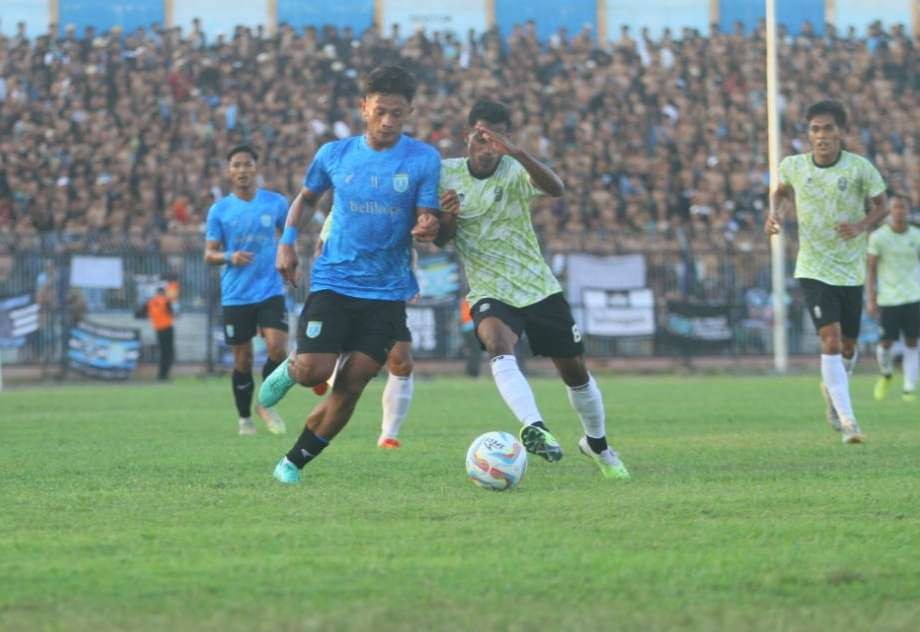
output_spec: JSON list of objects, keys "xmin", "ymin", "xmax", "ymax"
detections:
[
  {"xmin": 222, "ymin": 295, "xmax": 288, "ymax": 345},
  {"xmin": 798, "ymin": 278, "xmax": 863, "ymax": 338},
  {"xmin": 296, "ymin": 290, "xmax": 405, "ymax": 365},
  {"xmin": 471, "ymin": 292, "xmax": 583, "ymax": 358},
  {"xmin": 395, "ymin": 313, "xmax": 412, "ymax": 343},
  {"xmin": 879, "ymin": 302, "xmax": 920, "ymax": 341}
]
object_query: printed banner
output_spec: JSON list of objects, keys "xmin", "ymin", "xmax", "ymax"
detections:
[
  {"xmin": 665, "ymin": 301, "xmax": 732, "ymax": 343},
  {"xmin": 68, "ymin": 320, "xmax": 140, "ymax": 379},
  {"xmin": 416, "ymin": 253, "xmax": 460, "ymax": 302},
  {"xmin": 566, "ymin": 253, "xmax": 647, "ymax": 305},
  {"xmin": 583, "ymin": 288, "xmax": 655, "ymax": 337},
  {"xmin": 0, "ymin": 293, "xmax": 40, "ymax": 348},
  {"xmin": 70, "ymin": 255, "xmax": 124, "ymax": 289}
]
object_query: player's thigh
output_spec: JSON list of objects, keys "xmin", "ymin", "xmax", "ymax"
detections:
[
  {"xmin": 800, "ymin": 278, "xmax": 844, "ymax": 333},
  {"xmin": 334, "ymin": 351, "xmax": 383, "ymax": 396},
  {"xmin": 838, "ymin": 285, "xmax": 863, "ymax": 340},
  {"xmin": 899, "ymin": 301, "xmax": 920, "ymax": 340},
  {"xmin": 522, "ymin": 293, "xmax": 584, "ymax": 358},
  {"xmin": 231, "ymin": 339, "xmax": 254, "ymax": 370},
  {"xmin": 296, "ymin": 290, "xmax": 352, "ymax": 355},
  {"xmin": 879, "ymin": 305, "xmax": 902, "ymax": 342},
  {"xmin": 222, "ymin": 303, "xmax": 258, "ymax": 345},
  {"xmin": 256, "ymin": 295, "xmax": 289, "ymax": 341},
  {"xmin": 472, "ymin": 299, "xmax": 524, "ymax": 354},
  {"xmin": 346, "ymin": 298, "xmax": 406, "ymax": 366}
]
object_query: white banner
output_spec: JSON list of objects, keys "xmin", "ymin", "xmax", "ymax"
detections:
[
  {"xmin": 566, "ymin": 253, "xmax": 646, "ymax": 305},
  {"xmin": 407, "ymin": 306, "xmax": 436, "ymax": 352},
  {"xmin": 70, "ymin": 256, "xmax": 123, "ymax": 289},
  {"xmin": 583, "ymin": 288, "xmax": 655, "ymax": 337}
]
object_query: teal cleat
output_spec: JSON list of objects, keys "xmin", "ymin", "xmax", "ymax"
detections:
[
  {"xmin": 578, "ymin": 437, "xmax": 631, "ymax": 480},
  {"xmin": 519, "ymin": 424, "xmax": 564, "ymax": 462},
  {"xmin": 259, "ymin": 356, "xmax": 296, "ymax": 408},
  {"xmin": 273, "ymin": 457, "xmax": 301, "ymax": 485}
]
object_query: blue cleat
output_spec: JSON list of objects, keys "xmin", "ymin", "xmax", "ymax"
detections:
[
  {"xmin": 259, "ymin": 356, "xmax": 296, "ymax": 408},
  {"xmin": 272, "ymin": 457, "xmax": 301, "ymax": 485}
]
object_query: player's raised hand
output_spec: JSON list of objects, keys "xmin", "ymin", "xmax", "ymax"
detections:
[
  {"xmin": 764, "ymin": 214, "xmax": 782, "ymax": 236},
  {"xmin": 411, "ymin": 212, "xmax": 439, "ymax": 242},
  {"xmin": 231, "ymin": 251, "xmax": 255, "ymax": 265},
  {"xmin": 836, "ymin": 222, "xmax": 865, "ymax": 240},
  {"xmin": 474, "ymin": 122, "xmax": 518, "ymax": 156},
  {"xmin": 276, "ymin": 244, "xmax": 299, "ymax": 288},
  {"xmin": 440, "ymin": 189, "xmax": 460, "ymax": 216}
]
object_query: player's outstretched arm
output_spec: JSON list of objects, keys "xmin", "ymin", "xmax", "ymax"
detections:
[
  {"xmin": 475, "ymin": 122, "xmax": 564, "ymax": 197},
  {"xmin": 277, "ymin": 186, "xmax": 321, "ymax": 287},
  {"xmin": 765, "ymin": 182, "xmax": 793, "ymax": 236},
  {"xmin": 434, "ymin": 189, "xmax": 459, "ymax": 247}
]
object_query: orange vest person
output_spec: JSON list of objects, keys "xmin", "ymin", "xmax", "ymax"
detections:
[{"xmin": 137, "ymin": 287, "xmax": 175, "ymax": 380}]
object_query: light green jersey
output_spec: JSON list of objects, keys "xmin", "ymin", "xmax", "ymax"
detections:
[
  {"xmin": 319, "ymin": 210, "xmax": 334, "ymax": 242},
  {"xmin": 440, "ymin": 156, "xmax": 561, "ymax": 307},
  {"xmin": 867, "ymin": 224, "xmax": 920, "ymax": 306},
  {"xmin": 779, "ymin": 150, "xmax": 886, "ymax": 285}
]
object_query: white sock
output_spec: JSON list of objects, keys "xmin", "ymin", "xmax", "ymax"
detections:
[
  {"xmin": 876, "ymin": 345, "xmax": 894, "ymax": 377},
  {"xmin": 821, "ymin": 354, "xmax": 855, "ymax": 420},
  {"xmin": 380, "ymin": 373, "xmax": 413, "ymax": 439},
  {"xmin": 567, "ymin": 375, "xmax": 606, "ymax": 439},
  {"xmin": 903, "ymin": 346, "xmax": 919, "ymax": 392},
  {"xmin": 842, "ymin": 348, "xmax": 859, "ymax": 375},
  {"xmin": 490, "ymin": 354, "xmax": 543, "ymax": 425}
]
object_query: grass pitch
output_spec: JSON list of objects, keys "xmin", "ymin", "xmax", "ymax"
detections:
[{"xmin": 1, "ymin": 373, "xmax": 918, "ymax": 631}]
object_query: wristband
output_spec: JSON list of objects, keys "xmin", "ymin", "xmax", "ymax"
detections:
[
  {"xmin": 224, "ymin": 252, "xmax": 233, "ymax": 265},
  {"xmin": 280, "ymin": 226, "xmax": 298, "ymax": 246}
]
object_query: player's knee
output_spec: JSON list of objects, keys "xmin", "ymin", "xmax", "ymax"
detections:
[{"xmin": 388, "ymin": 355, "xmax": 413, "ymax": 377}]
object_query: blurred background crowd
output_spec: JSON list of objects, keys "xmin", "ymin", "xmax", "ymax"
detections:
[{"xmin": 0, "ymin": 18, "xmax": 917, "ymax": 256}]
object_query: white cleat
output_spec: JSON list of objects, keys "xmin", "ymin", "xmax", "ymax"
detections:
[
  {"xmin": 238, "ymin": 417, "xmax": 257, "ymax": 436},
  {"xmin": 820, "ymin": 382, "xmax": 843, "ymax": 432},
  {"xmin": 255, "ymin": 404, "xmax": 287, "ymax": 435},
  {"xmin": 840, "ymin": 417, "xmax": 864, "ymax": 444}
]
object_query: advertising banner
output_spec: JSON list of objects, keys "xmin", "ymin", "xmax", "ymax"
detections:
[{"xmin": 68, "ymin": 320, "xmax": 141, "ymax": 380}]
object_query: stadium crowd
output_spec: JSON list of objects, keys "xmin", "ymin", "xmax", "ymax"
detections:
[{"xmin": 0, "ymin": 18, "xmax": 917, "ymax": 255}]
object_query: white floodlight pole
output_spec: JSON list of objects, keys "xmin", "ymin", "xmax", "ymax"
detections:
[{"xmin": 766, "ymin": 0, "xmax": 788, "ymax": 372}]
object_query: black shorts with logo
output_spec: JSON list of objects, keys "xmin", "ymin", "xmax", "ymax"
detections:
[
  {"xmin": 296, "ymin": 290, "xmax": 406, "ymax": 365},
  {"xmin": 222, "ymin": 295, "xmax": 288, "ymax": 345},
  {"xmin": 879, "ymin": 301, "xmax": 920, "ymax": 342},
  {"xmin": 799, "ymin": 278, "xmax": 863, "ymax": 339},
  {"xmin": 471, "ymin": 292, "xmax": 583, "ymax": 358}
]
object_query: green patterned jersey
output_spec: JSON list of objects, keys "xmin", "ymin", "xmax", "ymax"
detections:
[
  {"xmin": 440, "ymin": 156, "xmax": 561, "ymax": 307},
  {"xmin": 779, "ymin": 151, "xmax": 886, "ymax": 286},
  {"xmin": 867, "ymin": 224, "xmax": 920, "ymax": 306},
  {"xmin": 319, "ymin": 209, "xmax": 334, "ymax": 242}
]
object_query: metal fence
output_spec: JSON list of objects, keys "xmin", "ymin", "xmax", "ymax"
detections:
[{"xmin": 1, "ymin": 236, "xmax": 834, "ymax": 372}]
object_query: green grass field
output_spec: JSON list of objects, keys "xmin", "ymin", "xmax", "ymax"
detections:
[{"xmin": 1, "ymin": 373, "xmax": 919, "ymax": 631}]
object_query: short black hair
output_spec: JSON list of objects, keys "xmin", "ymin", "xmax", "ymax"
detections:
[
  {"xmin": 226, "ymin": 144, "xmax": 258, "ymax": 162},
  {"xmin": 805, "ymin": 100, "xmax": 847, "ymax": 128},
  {"xmin": 467, "ymin": 99, "xmax": 512, "ymax": 129},
  {"xmin": 363, "ymin": 65, "xmax": 417, "ymax": 102}
]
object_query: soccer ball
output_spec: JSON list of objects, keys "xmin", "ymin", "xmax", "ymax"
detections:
[{"xmin": 465, "ymin": 431, "xmax": 527, "ymax": 491}]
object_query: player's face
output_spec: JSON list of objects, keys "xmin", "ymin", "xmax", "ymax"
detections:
[
  {"xmin": 227, "ymin": 153, "xmax": 257, "ymax": 190},
  {"xmin": 362, "ymin": 93, "xmax": 412, "ymax": 149},
  {"xmin": 467, "ymin": 121, "xmax": 509, "ymax": 176},
  {"xmin": 890, "ymin": 197, "xmax": 908, "ymax": 229},
  {"xmin": 807, "ymin": 113, "xmax": 843, "ymax": 164}
]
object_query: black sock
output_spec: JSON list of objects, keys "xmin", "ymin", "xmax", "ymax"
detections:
[
  {"xmin": 286, "ymin": 427, "xmax": 329, "ymax": 468},
  {"xmin": 263, "ymin": 357, "xmax": 281, "ymax": 382},
  {"xmin": 530, "ymin": 421, "xmax": 548, "ymax": 431},
  {"xmin": 232, "ymin": 370, "xmax": 254, "ymax": 418},
  {"xmin": 586, "ymin": 435, "xmax": 609, "ymax": 454}
]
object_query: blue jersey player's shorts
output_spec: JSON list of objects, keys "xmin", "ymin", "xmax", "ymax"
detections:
[
  {"xmin": 222, "ymin": 295, "xmax": 288, "ymax": 345},
  {"xmin": 296, "ymin": 290, "xmax": 406, "ymax": 365}
]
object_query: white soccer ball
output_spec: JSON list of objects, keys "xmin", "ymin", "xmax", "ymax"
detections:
[{"xmin": 465, "ymin": 431, "xmax": 527, "ymax": 491}]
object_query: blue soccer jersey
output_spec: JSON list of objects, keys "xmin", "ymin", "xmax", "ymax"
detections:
[
  {"xmin": 305, "ymin": 134, "xmax": 440, "ymax": 300},
  {"xmin": 205, "ymin": 189, "xmax": 288, "ymax": 306}
]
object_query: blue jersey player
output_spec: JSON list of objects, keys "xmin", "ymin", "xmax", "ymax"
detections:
[
  {"xmin": 205, "ymin": 145, "xmax": 289, "ymax": 437},
  {"xmin": 259, "ymin": 65, "xmax": 440, "ymax": 484}
]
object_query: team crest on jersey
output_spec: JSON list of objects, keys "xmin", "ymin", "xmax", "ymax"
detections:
[
  {"xmin": 837, "ymin": 177, "xmax": 848, "ymax": 192},
  {"xmin": 393, "ymin": 173, "xmax": 409, "ymax": 193},
  {"xmin": 306, "ymin": 321, "xmax": 323, "ymax": 338},
  {"xmin": 494, "ymin": 187, "xmax": 504, "ymax": 202},
  {"xmin": 457, "ymin": 192, "xmax": 465, "ymax": 202},
  {"xmin": 260, "ymin": 214, "xmax": 272, "ymax": 227}
]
